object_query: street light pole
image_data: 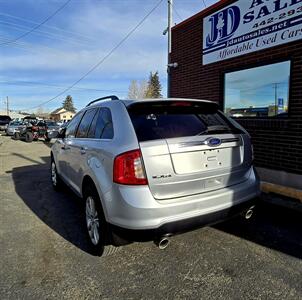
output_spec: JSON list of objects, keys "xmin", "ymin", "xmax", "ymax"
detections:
[
  {"xmin": 167, "ymin": 0, "xmax": 173, "ymax": 98},
  {"xmin": 6, "ymin": 96, "xmax": 9, "ymax": 116}
]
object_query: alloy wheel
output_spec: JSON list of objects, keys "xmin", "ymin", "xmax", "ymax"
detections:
[
  {"xmin": 86, "ymin": 196, "xmax": 100, "ymax": 245},
  {"xmin": 51, "ymin": 162, "xmax": 57, "ymax": 186}
]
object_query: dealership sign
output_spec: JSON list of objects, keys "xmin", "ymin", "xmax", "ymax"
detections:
[{"xmin": 203, "ymin": 0, "xmax": 302, "ymax": 65}]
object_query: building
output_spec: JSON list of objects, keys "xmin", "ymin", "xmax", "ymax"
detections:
[
  {"xmin": 170, "ymin": 0, "xmax": 302, "ymax": 198},
  {"xmin": 50, "ymin": 107, "xmax": 75, "ymax": 122},
  {"xmin": 0, "ymin": 110, "xmax": 28, "ymax": 120}
]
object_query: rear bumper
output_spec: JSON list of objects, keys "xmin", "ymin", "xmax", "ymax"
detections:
[
  {"xmin": 106, "ymin": 167, "xmax": 260, "ymax": 234},
  {"xmin": 6, "ymin": 129, "xmax": 15, "ymax": 135},
  {"xmin": 110, "ymin": 198, "xmax": 257, "ymax": 242}
]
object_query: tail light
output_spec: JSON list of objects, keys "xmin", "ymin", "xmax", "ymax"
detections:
[
  {"xmin": 32, "ymin": 126, "xmax": 38, "ymax": 131},
  {"xmin": 113, "ymin": 149, "xmax": 148, "ymax": 185}
]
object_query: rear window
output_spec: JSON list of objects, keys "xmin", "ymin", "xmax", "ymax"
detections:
[
  {"xmin": 128, "ymin": 101, "xmax": 240, "ymax": 142},
  {"xmin": 46, "ymin": 121, "xmax": 58, "ymax": 126},
  {"xmin": 10, "ymin": 121, "xmax": 22, "ymax": 126},
  {"xmin": 0, "ymin": 116, "xmax": 11, "ymax": 122}
]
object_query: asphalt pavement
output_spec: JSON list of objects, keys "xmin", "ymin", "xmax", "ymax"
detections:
[{"xmin": 0, "ymin": 135, "xmax": 301, "ymax": 299}]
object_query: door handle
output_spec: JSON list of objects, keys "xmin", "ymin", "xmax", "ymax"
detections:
[{"xmin": 80, "ymin": 146, "xmax": 88, "ymax": 154}]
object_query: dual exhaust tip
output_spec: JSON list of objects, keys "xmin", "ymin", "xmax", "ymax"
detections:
[
  {"xmin": 154, "ymin": 205, "xmax": 255, "ymax": 250},
  {"xmin": 154, "ymin": 237, "xmax": 170, "ymax": 250},
  {"xmin": 244, "ymin": 205, "xmax": 255, "ymax": 220}
]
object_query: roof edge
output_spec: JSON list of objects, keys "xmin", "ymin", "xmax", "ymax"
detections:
[
  {"xmin": 121, "ymin": 98, "xmax": 218, "ymax": 107},
  {"xmin": 172, "ymin": 0, "xmax": 231, "ymax": 31}
]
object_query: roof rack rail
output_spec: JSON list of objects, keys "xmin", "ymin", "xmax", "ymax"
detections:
[{"xmin": 86, "ymin": 95, "xmax": 119, "ymax": 107}]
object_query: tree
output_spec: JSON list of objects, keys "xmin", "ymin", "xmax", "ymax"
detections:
[
  {"xmin": 145, "ymin": 71, "xmax": 162, "ymax": 98},
  {"xmin": 36, "ymin": 106, "xmax": 44, "ymax": 115},
  {"xmin": 127, "ymin": 80, "xmax": 148, "ymax": 99},
  {"xmin": 62, "ymin": 95, "xmax": 76, "ymax": 112},
  {"xmin": 128, "ymin": 80, "xmax": 139, "ymax": 99}
]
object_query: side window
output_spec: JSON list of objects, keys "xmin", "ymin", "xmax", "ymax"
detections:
[
  {"xmin": 87, "ymin": 109, "xmax": 99, "ymax": 138},
  {"xmin": 65, "ymin": 111, "xmax": 84, "ymax": 138},
  {"xmin": 88, "ymin": 108, "xmax": 114, "ymax": 139},
  {"xmin": 76, "ymin": 109, "xmax": 97, "ymax": 138}
]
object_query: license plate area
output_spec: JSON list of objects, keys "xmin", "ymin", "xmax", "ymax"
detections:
[{"xmin": 171, "ymin": 147, "xmax": 242, "ymax": 174}]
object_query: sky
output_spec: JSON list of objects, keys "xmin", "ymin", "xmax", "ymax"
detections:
[{"xmin": 0, "ymin": 0, "xmax": 218, "ymax": 113}]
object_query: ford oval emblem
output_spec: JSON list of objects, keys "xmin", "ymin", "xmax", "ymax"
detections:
[{"xmin": 207, "ymin": 137, "xmax": 221, "ymax": 147}]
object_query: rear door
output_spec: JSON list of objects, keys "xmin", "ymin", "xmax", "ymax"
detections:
[{"xmin": 128, "ymin": 100, "xmax": 252, "ymax": 200}]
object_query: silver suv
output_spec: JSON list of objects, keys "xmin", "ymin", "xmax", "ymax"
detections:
[{"xmin": 51, "ymin": 96, "xmax": 260, "ymax": 256}]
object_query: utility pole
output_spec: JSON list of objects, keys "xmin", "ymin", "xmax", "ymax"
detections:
[
  {"xmin": 5, "ymin": 96, "xmax": 9, "ymax": 116},
  {"xmin": 273, "ymin": 83, "xmax": 278, "ymax": 116},
  {"xmin": 167, "ymin": 0, "xmax": 173, "ymax": 98}
]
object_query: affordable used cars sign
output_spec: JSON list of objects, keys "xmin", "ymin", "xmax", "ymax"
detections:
[{"xmin": 203, "ymin": 0, "xmax": 302, "ymax": 65}]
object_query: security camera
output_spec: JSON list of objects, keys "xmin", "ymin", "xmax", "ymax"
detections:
[{"xmin": 167, "ymin": 62, "xmax": 178, "ymax": 68}]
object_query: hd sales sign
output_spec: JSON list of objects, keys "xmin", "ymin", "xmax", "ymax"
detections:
[{"xmin": 203, "ymin": 0, "xmax": 302, "ymax": 65}]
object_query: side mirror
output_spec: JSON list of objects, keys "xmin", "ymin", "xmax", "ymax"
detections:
[
  {"xmin": 50, "ymin": 127, "xmax": 66, "ymax": 139},
  {"xmin": 58, "ymin": 127, "xmax": 66, "ymax": 139}
]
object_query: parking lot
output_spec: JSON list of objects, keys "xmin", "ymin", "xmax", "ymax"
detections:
[{"xmin": 0, "ymin": 134, "xmax": 302, "ymax": 299}]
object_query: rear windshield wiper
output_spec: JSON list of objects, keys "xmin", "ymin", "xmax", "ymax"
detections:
[{"xmin": 197, "ymin": 125, "xmax": 232, "ymax": 136}]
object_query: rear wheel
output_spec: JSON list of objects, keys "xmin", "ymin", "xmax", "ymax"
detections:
[
  {"xmin": 25, "ymin": 132, "xmax": 33, "ymax": 142},
  {"xmin": 14, "ymin": 132, "xmax": 20, "ymax": 140},
  {"xmin": 84, "ymin": 185, "xmax": 120, "ymax": 257}
]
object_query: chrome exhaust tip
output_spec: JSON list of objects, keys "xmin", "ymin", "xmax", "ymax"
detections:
[
  {"xmin": 245, "ymin": 205, "xmax": 255, "ymax": 220},
  {"xmin": 154, "ymin": 237, "xmax": 170, "ymax": 250}
]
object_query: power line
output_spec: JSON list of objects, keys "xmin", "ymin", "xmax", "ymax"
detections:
[
  {"xmin": 26, "ymin": 0, "xmax": 164, "ymax": 110},
  {"xmin": 0, "ymin": 79, "xmax": 127, "ymax": 93},
  {"xmin": 0, "ymin": 12, "xmax": 96, "ymax": 42},
  {"xmin": 202, "ymin": 0, "xmax": 207, "ymax": 9},
  {"xmin": 0, "ymin": 34, "xmax": 67, "ymax": 55},
  {"xmin": 0, "ymin": 0, "xmax": 72, "ymax": 46},
  {"xmin": 168, "ymin": 0, "xmax": 183, "ymax": 21},
  {"xmin": 0, "ymin": 20, "xmax": 92, "ymax": 47}
]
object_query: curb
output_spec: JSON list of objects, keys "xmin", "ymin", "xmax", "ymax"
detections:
[{"xmin": 261, "ymin": 182, "xmax": 302, "ymax": 202}]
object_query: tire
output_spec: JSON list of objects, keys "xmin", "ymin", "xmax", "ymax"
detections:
[
  {"xmin": 25, "ymin": 132, "xmax": 33, "ymax": 143},
  {"xmin": 45, "ymin": 137, "xmax": 51, "ymax": 142},
  {"xmin": 14, "ymin": 132, "xmax": 20, "ymax": 140},
  {"xmin": 51, "ymin": 159, "xmax": 63, "ymax": 191},
  {"xmin": 84, "ymin": 184, "xmax": 120, "ymax": 257}
]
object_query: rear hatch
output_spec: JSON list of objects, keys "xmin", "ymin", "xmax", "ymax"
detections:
[{"xmin": 127, "ymin": 100, "xmax": 252, "ymax": 200}]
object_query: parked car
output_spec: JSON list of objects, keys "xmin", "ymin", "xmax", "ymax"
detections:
[
  {"xmin": 50, "ymin": 96, "xmax": 260, "ymax": 256},
  {"xmin": 6, "ymin": 120, "xmax": 24, "ymax": 136},
  {"xmin": 44, "ymin": 120, "xmax": 60, "ymax": 138},
  {"xmin": 14, "ymin": 120, "xmax": 51, "ymax": 142},
  {"xmin": 0, "ymin": 115, "xmax": 12, "ymax": 131},
  {"xmin": 45, "ymin": 120, "xmax": 60, "ymax": 131}
]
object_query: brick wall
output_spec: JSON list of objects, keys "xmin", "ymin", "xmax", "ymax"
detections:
[{"xmin": 170, "ymin": 0, "xmax": 302, "ymax": 175}]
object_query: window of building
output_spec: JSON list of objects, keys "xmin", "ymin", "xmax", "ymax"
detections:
[{"xmin": 224, "ymin": 61, "xmax": 290, "ymax": 118}]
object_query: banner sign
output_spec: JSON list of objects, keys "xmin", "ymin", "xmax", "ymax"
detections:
[{"xmin": 203, "ymin": 0, "xmax": 302, "ymax": 65}]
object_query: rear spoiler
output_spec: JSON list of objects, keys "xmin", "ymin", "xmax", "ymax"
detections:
[{"xmin": 127, "ymin": 99, "xmax": 219, "ymax": 112}]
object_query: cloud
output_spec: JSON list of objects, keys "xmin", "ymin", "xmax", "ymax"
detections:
[{"xmin": 1, "ymin": 0, "xmax": 219, "ymax": 110}]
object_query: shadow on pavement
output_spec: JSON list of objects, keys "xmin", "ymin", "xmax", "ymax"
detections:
[
  {"xmin": 215, "ymin": 200, "xmax": 302, "ymax": 259},
  {"xmin": 9, "ymin": 156, "xmax": 94, "ymax": 255},
  {"xmin": 9, "ymin": 155, "xmax": 302, "ymax": 259}
]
